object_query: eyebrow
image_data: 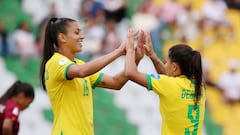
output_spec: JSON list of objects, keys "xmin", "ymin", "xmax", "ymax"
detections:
[{"xmin": 75, "ymin": 28, "xmax": 81, "ymax": 32}]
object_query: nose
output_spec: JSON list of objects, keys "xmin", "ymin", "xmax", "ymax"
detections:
[{"xmin": 80, "ymin": 33, "xmax": 84, "ymax": 40}]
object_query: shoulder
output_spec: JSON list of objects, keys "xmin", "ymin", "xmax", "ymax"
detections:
[
  {"xmin": 4, "ymin": 100, "xmax": 21, "ymax": 117},
  {"xmin": 47, "ymin": 53, "xmax": 72, "ymax": 67},
  {"xmin": 150, "ymin": 74, "xmax": 175, "ymax": 82},
  {"xmin": 5, "ymin": 100, "xmax": 20, "ymax": 109},
  {"xmin": 149, "ymin": 74, "xmax": 177, "ymax": 87}
]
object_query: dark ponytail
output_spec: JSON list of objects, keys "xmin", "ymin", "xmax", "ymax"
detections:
[
  {"xmin": 169, "ymin": 44, "xmax": 203, "ymax": 107},
  {"xmin": 40, "ymin": 17, "xmax": 76, "ymax": 90},
  {"xmin": 0, "ymin": 80, "xmax": 35, "ymax": 103},
  {"xmin": 190, "ymin": 51, "xmax": 202, "ymax": 106}
]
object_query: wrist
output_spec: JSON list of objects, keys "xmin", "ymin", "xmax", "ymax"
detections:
[
  {"xmin": 114, "ymin": 48, "xmax": 124, "ymax": 56},
  {"xmin": 127, "ymin": 49, "xmax": 135, "ymax": 53},
  {"xmin": 150, "ymin": 53, "xmax": 157, "ymax": 60}
]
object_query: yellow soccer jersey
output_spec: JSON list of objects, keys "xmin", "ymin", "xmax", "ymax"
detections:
[
  {"xmin": 45, "ymin": 53, "xmax": 103, "ymax": 135},
  {"xmin": 146, "ymin": 74, "xmax": 206, "ymax": 135}
]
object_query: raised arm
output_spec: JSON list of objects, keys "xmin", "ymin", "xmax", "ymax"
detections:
[
  {"xmin": 144, "ymin": 32, "xmax": 166, "ymax": 74},
  {"xmin": 67, "ymin": 40, "xmax": 125, "ymax": 79},
  {"xmin": 125, "ymin": 29, "xmax": 148, "ymax": 88},
  {"xmin": 97, "ymin": 30, "xmax": 146, "ymax": 90}
]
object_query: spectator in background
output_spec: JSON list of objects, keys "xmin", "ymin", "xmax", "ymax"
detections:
[
  {"xmin": 131, "ymin": 3, "xmax": 158, "ymax": 32},
  {"xmin": 37, "ymin": 2, "xmax": 58, "ymax": 55},
  {"xmin": 131, "ymin": 1, "xmax": 161, "ymax": 58},
  {"xmin": 157, "ymin": 0, "xmax": 184, "ymax": 26},
  {"xmin": 217, "ymin": 59, "xmax": 240, "ymax": 105},
  {"xmin": 0, "ymin": 80, "xmax": 35, "ymax": 135},
  {"xmin": 201, "ymin": 0, "xmax": 228, "ymax": 27},
  {"xmin": 224, "ymin": 0, "xmax": 240, "ymax": 9},
  {"xmin": 176, "ymin": 2, "xmax": 201, "ymax": 41},
  {"xmin": 12, "ymin": 22, "xmax": 37, "ymax": 65},
  {"xmin": 39, "ymin": 3, "xmax": 57, "ymax": 28},
  {"xmin": 79, "ymin": 0, "xmax": 105, "ymax": 24},
  {"xmin": 140, "ymin": 0, "xmax": 161, "ymax": 16},
  {"xmin": 0, "ymin": 20, "xmax": 9, "ymax": 57},
  {"xmin": 101, "ymin": 0, "xmax": 127, "ymax": 23},
  {"xmin": 81, "ymin": 15, "xmax": 105, "ymax": 59},
  {"xmin": 100, "ymin": 19, "xmax": 121, "ymax": 55}
]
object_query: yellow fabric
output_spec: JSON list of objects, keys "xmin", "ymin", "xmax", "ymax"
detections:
[
  {"xmin": 45, "ymin": 53, "xmax": 102, "ymax": 135},
  {"xmin": 147, "ymin": 74, "xmax": 206, "ymax": 135},
  {"xmin": 206, "ymin": 85, "xmax": 240, "ymax": 135}
]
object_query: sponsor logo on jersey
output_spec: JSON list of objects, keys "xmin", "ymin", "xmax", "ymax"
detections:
[
  {"xmin": 59, "ymin": 58, "xmax": 69, "ymax": 66},
  {"xmin": 150, "ymin": 73, "xmax": 160, "ymax": 79}
]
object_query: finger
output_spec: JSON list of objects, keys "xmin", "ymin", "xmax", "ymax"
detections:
[
  {"xmin": 143, "ymin": 45, "xmax": 150, "ymax": 52},
  {"xmin": 137, "ymin": 30, "xmax": 145, "ymax": 48},
  {"xmin": 121, "ymin": 40, "xmax": 127, "ymax": 47},
  {"xmin": 127, "ymin": 29, "xmax": 135, "ymax": 49},
  {"xmin": 145, "ymin": 32, "xmax": 152, "ymax": 46},
  {"xmin": 139, "ymin": 30, "xmax": 145, "ymax": 42},
  {"xmin": 133, "ymin": 29, "xmax": 139, "ymax": 39},
  {"xmin": 128, "ymin": 29, "xmax": 135, "ymax": 38}
]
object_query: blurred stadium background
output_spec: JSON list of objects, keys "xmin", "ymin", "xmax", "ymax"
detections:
[{"xmin": 1, "ymin": 0, "xmax": 240, "ymax": 135}]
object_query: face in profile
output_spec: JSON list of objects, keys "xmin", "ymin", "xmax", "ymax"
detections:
[
  {"xmin": 64, "ymin": 21, "xmax": 84, "ymax": 54},
  {"xmin": 21, "ymin": 97, "xmax": 33, "ymax": 110},
  {"xmin": 164, "ymin": 56, "xmax": 173, "ymax": 76},
  {"xmin": 16, "ymin": 93, "xmax": 34, "ymax": 111}
]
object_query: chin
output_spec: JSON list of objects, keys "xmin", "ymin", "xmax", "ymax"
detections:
[{"xmin": 76, "ymin": 49, "xmax": 82, "ymax": 53}]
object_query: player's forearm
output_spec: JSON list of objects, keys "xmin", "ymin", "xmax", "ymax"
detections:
[
  {"xmin": 125, "ymin": 50, "xmax": 138, "ymax": 79},
  {"xmin": 150, "ymin": 54, "xmax": 165, "ymax": 74},
  {"xmin": 76, "ymin": 49, "xmax": 123, "ymax": 77},
  {"xmin": 91, "ymin": 49, "xmax": 122, "ymax": 68},
  {"xmin": 110, "ymin": 51, "xmax": 142, "ymax": 90},
  {"xmin": 111, "ymin": 71, "xmax": 128, "ymax": 89}
]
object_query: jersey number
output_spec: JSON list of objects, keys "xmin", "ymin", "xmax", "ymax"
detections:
[
  {"xmin": 185, "ymin": 105, "xmax": 200, "ymax": 135},
  {"xmin": 83, "ymin": 79, "xmax": 89, "ymax": 96}
]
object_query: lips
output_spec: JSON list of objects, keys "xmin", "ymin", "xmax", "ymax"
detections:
[{"xmin": 78, "ymin": 41, "xmax": 83, "ymax": 47}]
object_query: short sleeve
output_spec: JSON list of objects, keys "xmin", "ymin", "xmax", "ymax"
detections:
[
  {"xmin": 46, "ymin": 55, "xmax": 75, "ymax": 81},
  {"xmin": 4, "ymin": 103, "xmax": 20, "ymax": 121},
  {"xmin": 90, "ymin": 72, "xmax": 104, "ymax": 89},
  {"xmin": 146, "ymin": 73, "xmax": 176, "ymax": 96},
  {"xmin": 73, "ymin": 58, "xmax": 103, "ymax": 88}
]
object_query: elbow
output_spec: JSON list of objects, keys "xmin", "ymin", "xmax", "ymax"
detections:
[
  {"xmin": 115, "ymin": 86, "xmax": 122, "ymax": 90},
  {"xmin": 112, "ymin": 80, "xmax": 125, "ymax": 90},
  {"xmin": 108, "ymin": 84, "xmax": 123, "ymax": 91}
]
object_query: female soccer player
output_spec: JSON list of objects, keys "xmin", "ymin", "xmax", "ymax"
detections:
[
  {"xmin": 39, "ymin": 17, "xmax": 144, "ymax": 135},
  {"xmin": 0, "ymin": 80, "xmax": 34, "ymax": 135},
  {"xmin": 125, "ymin": 29, "xmax": 206, "ymax": 135}
]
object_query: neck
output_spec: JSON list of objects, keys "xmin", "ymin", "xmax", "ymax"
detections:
[
  {"xmin": 58, "ymin": 48, "xmax": 75, "ymax": 61},
  {"xmin": 11, "ymin": 97, "xmax": 18, "ymax": 104},
  {"xmin": 173, "ymin": 70, "xmax": 181, "ymax": 77}
]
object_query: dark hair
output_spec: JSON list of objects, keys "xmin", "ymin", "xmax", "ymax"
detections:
[
  {"xmin": 168, "ymin": 44, "xmax": 203, "ymax": 106},
  {"xmin": 0, "ymin": 80, "xmax": 35, "ymax": 103},
  {"xmin": 40, "ymin": 17, "xmax": 76, "ymax": 90}
]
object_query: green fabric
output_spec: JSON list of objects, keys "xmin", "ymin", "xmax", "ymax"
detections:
[
  {"xmin": 146, "ymin": 74, "xmax": 152, "ymax": 90},
  {"xmin": 92, "ymin": 72, "xmax": 104, "ymax": 89}
]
